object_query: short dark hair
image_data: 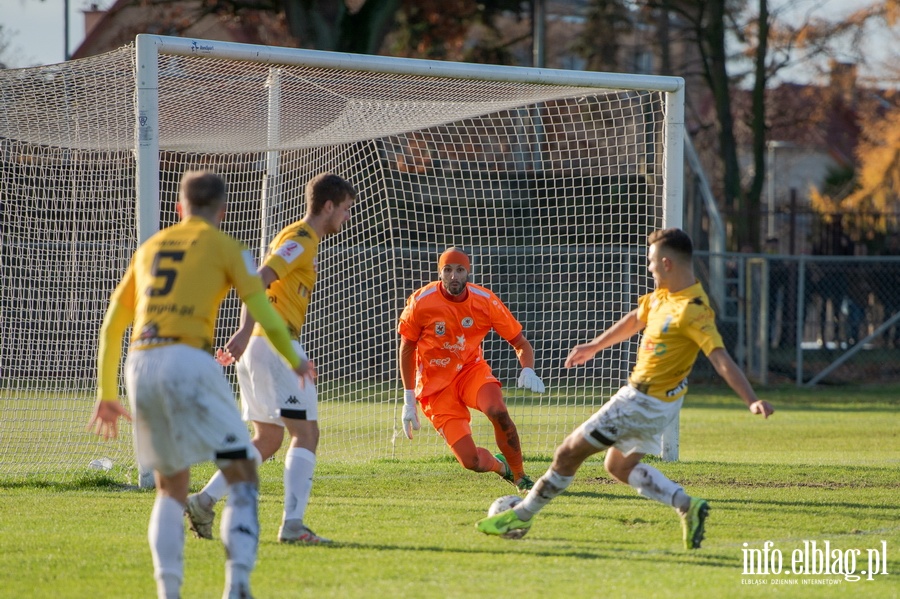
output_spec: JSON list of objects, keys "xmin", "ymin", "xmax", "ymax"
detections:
[
  {"xmin": 648, "ymin": 227, "xmax": 693, "ymax": 260},
  {"xmin": 306, "ymin": 173, "xmax": 357, "ymax": 215},
  {"xmin": 180, "ymin": 171, "xmax": 226, "ymax": 209}
]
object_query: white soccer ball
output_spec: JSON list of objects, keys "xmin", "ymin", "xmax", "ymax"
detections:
[{"xmin": 488, "ymin": 494, "xmax": 523, "ymax": 517}]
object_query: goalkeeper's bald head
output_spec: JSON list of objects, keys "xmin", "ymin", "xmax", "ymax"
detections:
[{"xmin": 438, "ymin": 247, "xmax": 470, "ymax": 272}]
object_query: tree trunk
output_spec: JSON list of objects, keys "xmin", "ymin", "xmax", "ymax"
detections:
[
  {"xmin": 703, "ymin": 0, "xmax": 745, "ymax": 249},
  {"xmin": 746, "ymin": 0, "xmax": 770, "ymax": 251}
]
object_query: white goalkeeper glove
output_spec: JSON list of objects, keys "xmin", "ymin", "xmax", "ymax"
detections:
[
  {"xmin": 401, "ymin": 390, "xmax": 420, "ymax": 439},
  {"xmin": 517, "ymin": 367, "xmax": 545, "ymax": 393}
]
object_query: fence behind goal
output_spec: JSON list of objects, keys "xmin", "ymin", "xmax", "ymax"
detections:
[{"xmin": 0, "ymin": 35, "xmax": 684, "ymax": 483}]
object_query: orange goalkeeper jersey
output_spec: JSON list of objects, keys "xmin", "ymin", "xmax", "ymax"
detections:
[{"xmin": 398, "ymin": 281, "xmax": 523, "ymax": 398}]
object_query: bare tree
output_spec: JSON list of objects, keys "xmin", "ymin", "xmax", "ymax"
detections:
[{"xmin": 0, "ymin": 24, "xmax": 23, "ymax": 69}]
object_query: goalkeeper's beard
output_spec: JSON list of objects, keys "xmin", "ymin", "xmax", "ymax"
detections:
[{"xmin": 445, "ymin": 279, "xmax": 466, "ymax": 296}]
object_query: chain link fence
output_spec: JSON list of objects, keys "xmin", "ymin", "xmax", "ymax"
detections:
[{"xmin": 693, "ymin": 252, "xmax": 900, "ymax": 386}]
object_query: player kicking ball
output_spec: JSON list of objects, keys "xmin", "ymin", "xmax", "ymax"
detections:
[{"xmin": 477, "ymin": 228, "xmax": 774, "ymax": 549}]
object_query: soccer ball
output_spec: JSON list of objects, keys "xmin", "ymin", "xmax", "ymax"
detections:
[
  {"xmin": 488, "ymin": 494, "xmax": 523, "ymax": 517},
  {"xmin": 487, "ymin": 495, "xmax": 528, "ymax": 539}
]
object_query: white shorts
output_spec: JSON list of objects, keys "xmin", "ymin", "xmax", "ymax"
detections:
[
  {"xmin": 125, "ymin": 345, "xmax": 252, "ymax": 477},
  {"xmin": 236, "ymin": 335, "xmax": 317, "ymax": 425},
  {"xmin": 577, "ymin": 386, "xmax": 683, "ymax": 456}
]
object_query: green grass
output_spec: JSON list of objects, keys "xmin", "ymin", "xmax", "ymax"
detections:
[{"xmin": 1, "ymin": 385, "xmax": 898, "ymax": 598}]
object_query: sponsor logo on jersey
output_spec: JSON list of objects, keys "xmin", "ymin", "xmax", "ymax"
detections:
[
  {"xmin": 643, "ymin": 340, "xmax": 667, "ymax": 355},
  {"xmin": 274, "ymin": 240, "xmax": 303, "ymax": 263},
  {"xmin": 429, "ymin": 357, "xmax": 451, "ymax": 367},
  {"xmin": 442, "ymin": 335, "xmax": 466, "ymax": 354},
  {"xmin": 665, "ymin": 378, "xmax": 689, "ymax": 397},
  {"xmin": 662, "ymin": 315, "xmax": 673, "ymax": 333},
  {"xmin": 461, "ymin": 317, "xmax": 474, "ymax": 328},
  {"xmin": 435, "ymin": 322, "xmax": 445, "ymax": 336}
]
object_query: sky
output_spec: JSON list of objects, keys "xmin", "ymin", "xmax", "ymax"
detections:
[
  {"xmin": 0, "ymin": 0, "xmax": 104, "ymax": 67},
  {"xmin": 0, "ymin": 0, "xmax": 895, "ymax": 82}
]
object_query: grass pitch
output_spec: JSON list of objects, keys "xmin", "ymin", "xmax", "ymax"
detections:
[{"xmin": 1, "ymin": 385, "xmax": 898, "ymax": 598}]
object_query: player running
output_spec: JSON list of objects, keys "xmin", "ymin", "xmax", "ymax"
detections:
[
  {"xmin": 187, "ymin": 173, "xmax": 356, "ymax": 545},
  {"xmin": 398, "ymin": 247, "xmax": 545, "ymax": 491},
  {"xmin": 477, "ymin": 228, "xmax": 774, "ymax": 548},
  {"xmin": 87, "ymin": 171, "xmax": 315, "ymax": 599}
]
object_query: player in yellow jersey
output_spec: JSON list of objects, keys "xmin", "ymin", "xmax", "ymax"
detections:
[
  {"xmin": 87, "ymin": 171, "xmax": 315, "ymax": 599},
  {"xmin": 187, "ymin": 172, "xmax": 357, "ymax": 545},
  {"xmin": 477, "ymin": 228, "xmax": 774, "ymax": 549}
]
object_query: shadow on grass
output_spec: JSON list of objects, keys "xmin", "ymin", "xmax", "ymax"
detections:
[
  {"xmin": 287, "ymin": 538, "xmax": 738, "ymax": 570},
  {"xmin": 0, "ymin": 474, "xmax": 148, "ymax": 492}
]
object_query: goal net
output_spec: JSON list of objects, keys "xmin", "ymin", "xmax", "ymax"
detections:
[{"xmin": 0, "ymin": 35, "xmax": 683, "ymax": 483}]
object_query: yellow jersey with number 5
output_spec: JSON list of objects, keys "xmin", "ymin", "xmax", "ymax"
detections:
[{"xmin": 111, "ymin": 216, "xmax": 263, "ymax": 352}]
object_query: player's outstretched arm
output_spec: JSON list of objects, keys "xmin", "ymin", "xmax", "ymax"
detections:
[
  {"xmin": 90, "ymin": 300, "xmax": 134, "ymax": 439},
  {"xmin": 217, "ymin": 265, "xmax": 278, "ymax": 365},
  {"xmin": 707, "ymin": 348, "xmax": 774, "ymax": 418},
  {"xmin": 216, "ymin": 304, "xmax": 254, "ymax": 366},
  {"xmin": 565, "ymin": 309, "xmax": 644, "ymax": 368}
]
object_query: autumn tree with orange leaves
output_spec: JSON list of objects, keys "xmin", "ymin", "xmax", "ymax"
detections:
[{"xmin": 808, "ymin": 1, "xmax": 900, "ymax": 251}]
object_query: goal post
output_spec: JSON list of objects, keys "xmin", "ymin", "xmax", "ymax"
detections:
[{"xmin": 0, "ymin": 35, "xmax": 684, "ymax": 484}]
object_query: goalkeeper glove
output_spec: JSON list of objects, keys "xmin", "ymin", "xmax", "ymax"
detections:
[
  {"xmin": 517, "ymin": 367, "xmax": 545, "ymax": 393},
  {"xmin": 401, "ymin": 390, "xmax": 420, "ymax": 439}
]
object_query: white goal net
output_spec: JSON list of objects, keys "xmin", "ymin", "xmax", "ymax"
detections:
[{"xmin": 0, "ymin": 35, "xmax": 683, "ymax": 483}]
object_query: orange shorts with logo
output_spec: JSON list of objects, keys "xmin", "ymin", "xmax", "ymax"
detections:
[{"xmin": 419, "ymin": 360, "xmax": 500, "ymax": 447}]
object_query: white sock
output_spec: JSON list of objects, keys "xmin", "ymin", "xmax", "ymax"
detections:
[
  {"xmin": 155, "ymin": 574, "xmax": 181, "ymax": 599},
  {"xmin": 223, "ymin": 565, "xmax": 251, "ymax": 599},
  {"xmin": 517, "ymin": 469, "xmax": 574, "ymax": 519},
  {"xmin": 672, "ymin": 489, "xmax": 692, "ymax": 514},
  {"xmin": 627, "ymin": 463, "xmax": 684, "ymax": 508},
  {"xmin": 148, "ymin": 495, "xmax": 184, "ymax": 599},
  {"xmin": 220, "ymin": 482, "xmax": 259, "ymax": 576},
  {"xmin": 283, "ymin": 447, "xmax": 316, "ymax": 522},
  {"xmin": 203, "ymin": 446, "xmax": 261, "ymax": 503},
  {"xmin": 201, "ymin": 471, "xmax": 229, "ymax": 503}
]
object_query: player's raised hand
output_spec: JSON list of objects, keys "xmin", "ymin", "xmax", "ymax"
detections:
[
  {"xmin": 86, "ymin": 399, "xmax": 132, "ymax": 440},
  {"xmin": 401, "ymin": 390, "xmax": 420, "ymax": 439},
  {"xmin": 517, "ymin": 367, "xmax": 545, "ymax": 393}
]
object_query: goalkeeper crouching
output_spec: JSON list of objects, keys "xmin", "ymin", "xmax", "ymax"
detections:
[
  {"xmin": 477, "ymin": 228, "xmax": 774, "ymax": 549},
  {"xmin": 397, "ymin": 247, "xmax": 545, "ymax": 492}
]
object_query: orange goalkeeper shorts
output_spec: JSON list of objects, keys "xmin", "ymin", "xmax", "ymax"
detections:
[{"xmin": 419, "ymin": 360, "xmax": 500, "ymax": 447}]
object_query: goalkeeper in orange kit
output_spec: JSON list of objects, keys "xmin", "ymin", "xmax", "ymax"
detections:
[{"xmin": 397, "ymin": 247, "xmax": 545, "ymax": 491}]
